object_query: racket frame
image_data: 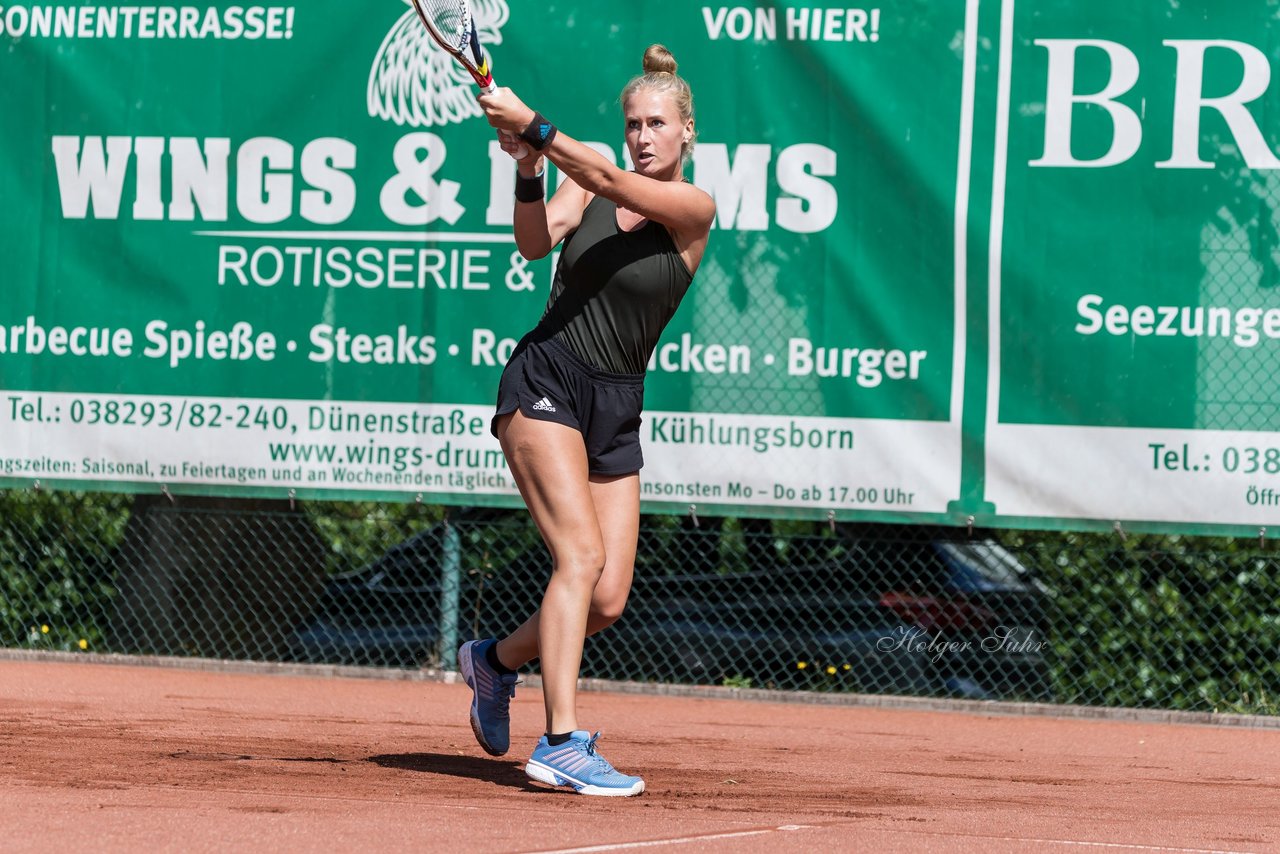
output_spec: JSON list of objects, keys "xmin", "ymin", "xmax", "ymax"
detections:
[
  {"xmin": 407, "ymin": 0, "xmax": 532, "ymax": 161},
  {"xmin": 409, "ymin": 0, "xmax": 496, "ymax": 93}
]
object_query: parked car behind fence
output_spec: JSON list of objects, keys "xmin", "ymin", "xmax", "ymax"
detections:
[{"xmin": 288, "ymin": 514, "xmax": 1053, "ymax": 701}]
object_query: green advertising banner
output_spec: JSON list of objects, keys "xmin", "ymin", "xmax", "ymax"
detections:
[
  {"xmin": 984, "ymin": 0, "xmax": 1280, "ymax": 532},
  {"xmin": 0, "ymin": 1, "xmax": 970, "ymax": 519},
  {"xmin": 12, "ymin": 1, "xmax": 1274, "ymax": 534}
]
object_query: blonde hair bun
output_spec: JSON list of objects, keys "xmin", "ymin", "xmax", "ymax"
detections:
[
  {"xmin": 621, "ymin": 44, "xmax": 697, "ymax": 163},
  {"xmin": 642, "ymin": 44, "xmax": 678, "ymax": 75}
]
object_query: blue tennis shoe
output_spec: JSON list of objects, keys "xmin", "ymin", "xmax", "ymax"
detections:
[
  {"xmin": 459, "ymin": 638, "xmax": 518, "ymax": 756},
  {"xmin": 525, "ymin": 731, "xmax": 645, "ymax": 797}
]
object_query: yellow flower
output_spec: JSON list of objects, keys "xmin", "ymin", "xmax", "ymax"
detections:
[
  {"xmin": 41, "ymin": 625, "xmax": 49, "ymax": 634},
  {"xmin": 796, "ymin": 661, "xmax": 808, "ymax": 670},
  {"xmin": 78, "ymin": 639, "xmax": 88, "ymax": 650},
  {"xmin": 825, "ymin": 666, "xmax": 837, "ymax": 675},
  {"xmin": 842, "ymin": 664, "xmax": 852, "ymax": 671}
]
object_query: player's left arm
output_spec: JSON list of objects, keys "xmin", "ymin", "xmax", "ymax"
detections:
[
  {"xmin": 479, "ymin": 89, "xmax": 716, "ymax": 236},
  {"xmin": 545, "ymin": 134, "xmax": 715, "ymax": 236}
]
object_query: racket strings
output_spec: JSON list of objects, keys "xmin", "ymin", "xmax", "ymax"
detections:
[{"xmin": 416, "ymin": 0, "xmax": 471, "ymax": 49}]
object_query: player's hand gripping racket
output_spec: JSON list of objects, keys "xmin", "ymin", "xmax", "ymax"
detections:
[{"xmin": 409, "ymin": 0, "xmax": 530, "ymax": 158}]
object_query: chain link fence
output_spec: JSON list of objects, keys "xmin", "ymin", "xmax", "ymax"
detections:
[{"xmin": 2, "ymin": 489, "xmax": 1277, "ymax": 716}]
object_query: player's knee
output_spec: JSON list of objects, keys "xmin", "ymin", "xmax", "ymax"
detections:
[
  {"xmin": 591, "ymin": 594, "xmax": 627, "ymax": 627},
  {"xmin": 590, "ymin": 590, "xmax": 630, "ymax": 627},
  {"xmin": 553, "ymin": 546, "xmax": 606, "ymax": 586}
]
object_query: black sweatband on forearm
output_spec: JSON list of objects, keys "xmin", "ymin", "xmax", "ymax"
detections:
[
  {"xmin": 519, "ymin": 112, "xmax": 558, "ymax": 151},
  {"xmin": 514, "ymin": 170, "xmax": 545, "ymax": 203}
]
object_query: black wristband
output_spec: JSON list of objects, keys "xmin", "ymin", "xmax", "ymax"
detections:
[
  {"xmin": 514, "ymin": 169, "xmax": 545, "ymax": 203},
  {"xmin": 519, "ymin": 112, "xmax": 558, "ymax": 151}
]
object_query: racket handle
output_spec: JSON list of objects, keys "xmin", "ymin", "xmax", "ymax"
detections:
[
  {"xmin": 499, "ymin": 130, "xmax": 531, "ymax": 161},
  {"xmin": 480, "ymin": 81, "xmax": 496, "ymax": 95}
]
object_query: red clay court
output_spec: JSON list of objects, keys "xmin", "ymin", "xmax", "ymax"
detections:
[{"xmin": 1, "ymin": 656, "xmax": 1276, "ymax": 853}]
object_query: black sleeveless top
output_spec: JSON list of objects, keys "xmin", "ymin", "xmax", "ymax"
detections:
[{"xmin": 532, "ymin": 194, "xmax": 694, "ymax": 374}]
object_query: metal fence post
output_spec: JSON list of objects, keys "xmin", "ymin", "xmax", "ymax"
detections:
[{"xmin": 439, "ymin": 515, "xmax": 462, "ymax": 671}]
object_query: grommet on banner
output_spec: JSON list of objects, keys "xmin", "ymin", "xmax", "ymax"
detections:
[
  {"xmin": 288, "ymin": 489, "xmax": 296, "ymax": 511},
  {"xmin": 827, "ymin": 510, "xmax": 836, "ymax": 534},
  {"xmin": 161, "ymin": 484, "xmax": 175, "ymax": 505},
  {"xmin": 967, "ymin": 515, "xmax": 975, "ymax": 537},
  {"xmin": 1260, "ymin": 527, "xmax": 1267, "ymax": 548},
  {"xmin": 32, "ymin": 479, "xmax": 41, "ymax": 492},
  {"xmin": 1113, "ymin": 521, "xmax": 1127, "ymax": 542},
  {"xmin": 415, "ymin": 493, "xmax": 423, "ymax": 504},
  {"xmin": 689, "ymin": 504, "xmax": 699, "ymax": 528}
]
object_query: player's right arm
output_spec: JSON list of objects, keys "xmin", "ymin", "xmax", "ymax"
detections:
[{"xmin": 502, "ymin": 133, "xmax": 589, "ymax": 261}]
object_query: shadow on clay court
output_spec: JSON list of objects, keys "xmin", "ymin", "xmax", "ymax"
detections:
[{"xmin": 368, "ymin": 752, "xmax": 547, "ymax": 793}]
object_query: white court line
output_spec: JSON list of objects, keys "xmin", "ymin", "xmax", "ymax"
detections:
[
  {"xmin": 1030, "ymin": 841, "xmax": 1255, "ymax": 854},
  {"xmin": 531, "ymin": 825, "xmax": 1258, "ymax": 854},
  {"xmin": 529, "ymin": 825, "xmax": 812, "ymax": 853},
  {"xmin": 895, "ymin": 827, "xmax": 1259, "ymax": 854}
]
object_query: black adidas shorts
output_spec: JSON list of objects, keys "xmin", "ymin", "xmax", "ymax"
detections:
[{"xmin": 491, "ymin": 333, "xmax": 646, "ymax": 475}]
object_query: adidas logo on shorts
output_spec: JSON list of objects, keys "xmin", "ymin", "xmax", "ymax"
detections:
[{"xmin": 531, "ymin": 397, "xmax": 557, "ymax": 413}]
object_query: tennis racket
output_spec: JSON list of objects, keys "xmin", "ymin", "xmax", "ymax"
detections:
[
  {"xmin": 409, "ymin": 0, "xmax": 530, "ymax": 157},
  {"xmin": 410, "ymin": 0, "xmax": 495, "ymax": 92}
]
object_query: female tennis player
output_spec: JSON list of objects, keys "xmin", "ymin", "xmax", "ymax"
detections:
[{"xmin": 458, "ymin": 44, "xmax": 715, "ymax": 797}]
